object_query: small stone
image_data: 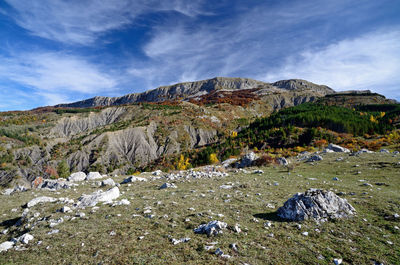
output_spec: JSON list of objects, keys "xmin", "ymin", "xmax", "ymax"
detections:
[
  {"xmin": 109, "ymin": 231, "xmax": 116, "ymax": 236},
  {"xmin": 47, "ymin": 229, "xmax": 59, "ymax": 235},
  {"xmin": 301, "ymin": 231, "xmax": 309, "ymax": 236},
  {"xmin": 264, "ymin": 222, "xmax": 272, "ymax": 228},
  {"xmin": 333, "ymin": 258, "xmax": 343, "ymax": 265},
  {"xmin": 19, "ymin": 233, "xmax": 34, "ymax": 244},
  {"xmin": 159, "ymin": 183, "xmax": 177, "ymax": 190},
  {"xmin": 229, "ymin": 243, "xmax": 239, "ymax": 252}
]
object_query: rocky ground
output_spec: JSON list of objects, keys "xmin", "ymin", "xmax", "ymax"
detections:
[{"xmin": 0, "ymin": 151, "xmax": 399, "ymax": 264}]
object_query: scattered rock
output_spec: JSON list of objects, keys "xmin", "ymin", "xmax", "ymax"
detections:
[
  {"xmin": 121, "ymin": 176, "xmax": 148, "ymax": 184},
  {"xmin": 332, "ymin": 177, "xmax": 339, "ymax": 181},
  {"xmin": 112, "ymin": 199, "xmax": 130, "ymax": 206},
  {"xmin": 214, "ymin": 248, "xmax": 231, "ymax": 259},
  {"xmin": 68, "ymin": 172, "xmax": 87, "ymax": 182},
  {"xmin": 77, "ymin": 187, "xmax": 120, "ymax": 207},
  {"xmin": 0, "ymin": 241, "xmax": 14, "ymax": 252},
  {"xmin": 86, "ymin": 172, "xmax": 103, "ymax": 180},
  {"xmin": 333, "ymin": 258, "xmax": 343, "ymax": 265},
  {"xmin": 47, "ymin": 229, "xmax": 59, "ymax": 235},
  {"xmin": 277, "ymin": 157, "xmax": 289, "ymax": 166},
  {"xmin": 159, "ymin": 183, "xmax": 177, "ymax": 190},
  {"xmin": 101, "ymin": 178, "xmax": 115, "ymax": 187},
  {"xmin": 25, "ymin": 196, "xmax": 57, "ymax": 208},
  {"xmin": 301, "ymin": 231, "xmax": 309, "ymax": 236},
  {"xmin": 253, "ymin": 169, "xmax": 264, "ymax": 174},
  {"xmin": 221, "ymin": 158, "xmax": 238, "ymax": 168},
  {"xmin": 18, "ymin": 233, "xmax": 34, "ymax": 244},
  {"xmin": 38, "ymin": 179, "xmax": 72, "ymax": 191},
  {"xmin": 229, "ymin": 243, "xmax": 239, "ymax": 252},
  {"xmin": 277, "ymin": 188, "xmax": 356, "ymax": 221},
  {"xmin": 354, "ymin": 149, "xmax": 373, "ymax": 155},
  {"xmin": 194, "ymin": 220, "xmax": 228, "ymax": 236},
  {"xmin": 307, "ymin": 155, "xmax": 323, "ymax": 162},
  {"xmin": 152, "ymin": 170, "xmax": 163, "ymax": 176},
  {"xmin": 171, "ymin": 237, "xmax": 191, "ymax": 245},
  {"xmin": 379, "ymin": 149, "xmax": 390, "ymax": 153},
  {"xmin": 2, "ymin": 185, "xmax": 27, "ymax": 195},
  {"xmin": 219, "ymin": 184, "xmax": 233, "ymax": 189}
]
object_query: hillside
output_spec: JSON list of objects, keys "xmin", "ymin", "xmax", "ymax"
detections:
[{"xmin": 0, "ymin": 77, "xmax": 398, "ymax": 187}]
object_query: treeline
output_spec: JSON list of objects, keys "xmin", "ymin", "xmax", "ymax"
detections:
[{"xmin": 187, "ymin": 103, "xmax": 399, "ymax": 167}]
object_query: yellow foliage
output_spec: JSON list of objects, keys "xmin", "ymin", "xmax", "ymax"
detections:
[
  {"xmin": 208, "ymin": 153, "xmax": 219, "ymax": 164},
  {"xmin": 177, "ymin": 154, "xmax": 190, "ymax": 170},
  {"xmin": 380, "ymin": 112, "xmax": 386, "ymax": 118},
  {"xmin": 370, "ymin": 115, "xmax": 377, "ymax": 123},
  {"xmin": 231, "ymin": 131, "xmax": 238, "ymax": 138}
]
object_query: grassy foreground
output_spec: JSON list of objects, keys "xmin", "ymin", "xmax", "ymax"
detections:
[{"xmin": 0, "ymin": 152, "xmax": 399, "ymax": 264}]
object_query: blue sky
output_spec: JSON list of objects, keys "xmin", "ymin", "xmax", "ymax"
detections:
[{"xmin": 0, "ymin": 0, "xmax": 399, "ymax": 111}]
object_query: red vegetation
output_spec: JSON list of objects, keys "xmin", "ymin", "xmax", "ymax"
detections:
[{"xmin": 189, "ymin": 88, "xmax": 261, "ymax": 106}]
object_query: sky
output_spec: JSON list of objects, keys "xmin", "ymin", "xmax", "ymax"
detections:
[{"xmin": 0, "ymin": 0, "xmax": 399, "ymax": 111}]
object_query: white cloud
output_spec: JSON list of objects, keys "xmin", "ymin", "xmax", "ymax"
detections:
[
  {"xmin": 3, "ymin": 0, "xmax": 206, "ymax": 45},
  {"xmin": 262, "ymin": 30, "xmax": 400, "ymax": 100},
  {"xmin": 0, "ymin": 52, "xmax": 119, "ymax": 105}
]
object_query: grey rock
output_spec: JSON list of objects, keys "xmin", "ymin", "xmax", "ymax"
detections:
[
  {"xmin": 307, "ymin": 155, "xmax": 323, "ymax": 162},
  {"xmin": 39, "ymin": 179, "xmax": 72, "ymax": 190},
  {"xmin": 101, "ymin": 178, "xmax": 115, "ymax": 186},
  {"xmin": 277, "ymin": 157, "xmax": 289, "ymax": 166},
  {"xmin": 325, "ymin": 144, "xmax": 350, "ymax": 153},
  {"xmin": 379, "ymin": 149, "xmax": 390, "ymax": 153},
  {"xmin": 25, "ymin": 196, "xmax": 57, "ymax": 208},
  {"xmin": 238, "ymin": 152, "xmax": 258, "ymax": 168},
  {"xmin": 77, "ymin": 187, "xmax": 120, "ymax": 207},
  {"xmin": 18, "ymin": 233, "xmax": 34, "ymax": 244},
  {"xmin": 194, "ymin": 220, "xmax": 227, "ymax": 236},
  {"xmin": 159, "ymin": 183, "xmax": 177, "ymax": 190},
  {"xmin": 277, "ymin": 188, "xmax": 356, "ymax": 221},
  {"xmin": 121, "ymin": 176, "xmax": 148, "ymax": 184}
]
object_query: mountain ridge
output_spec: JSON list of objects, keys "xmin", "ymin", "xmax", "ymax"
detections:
[{"xmin": 55, "ymin": 77, "xmax": 335, "ymax": 108}]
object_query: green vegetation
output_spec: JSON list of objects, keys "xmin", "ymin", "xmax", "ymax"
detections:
[{"xmin": 57, "ymin": 160, "xmax": 70, "ymax": 179}]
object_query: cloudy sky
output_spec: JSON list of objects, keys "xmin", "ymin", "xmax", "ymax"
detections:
[{"xmin": 0, "ymin": 0, "xmax": 399, "ymax": 111}]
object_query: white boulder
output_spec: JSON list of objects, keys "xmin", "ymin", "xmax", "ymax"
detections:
[
  {"xmin": 101, "ymin": 178, "xmax": 115, "ymax": 186},
  {"xmin": 18, "ymin": 233, "xmax": 34, "ymax": 244},
  {"xmin": 0, "ymin": 241, "xmax": 14, "ymax": 252},
  {"xmin": 325, "ymin": 144, "xmax": 350, "ymax": 153},
  {"xmin": 68, "ymin": 172, "xmax": 87, "ymax": 182},
  {"xmin": 86, "ymin": 172, "xmax": 103, "ymax": 180},
  {"xmin": 78, "ymin": 187, "xmax": 120, "ymax": 207}
]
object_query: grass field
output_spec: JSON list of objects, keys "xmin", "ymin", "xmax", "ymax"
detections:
[{"xmin": 1, "ymin": 152, "xmax": 399, "ymax": 264}]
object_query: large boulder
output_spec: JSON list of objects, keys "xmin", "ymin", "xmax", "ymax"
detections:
[
  {"xmin": 25, "ymin": 196, "xmax": 57, "ymax": 208},
  {"xmin": 238, "ymin": 152, "xmax": 258, "ymax": 168},
  {"xmin": 0, "ymin": 241, "xmax": 14, "ymax": 252},
  {"xmin": 325, "ymin": 144, "xmax": 350, "ymax": 153},
  {"xmin": 39, "ymin": 179, "xmax": 72, "ymax": 190},
  {"xmin": 277, "ymin": 188, "xmax": 356, "ymax": 221},
  {"xmin": 77, "ymin": 187, "xmax": 120, "ymax": 207},
  {"xmin": 68, "ymin": 172, "xmax": 86, "ymax": 182}
]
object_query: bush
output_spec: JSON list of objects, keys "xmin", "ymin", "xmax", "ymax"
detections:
[{"xmin": 254, "ymin": 155, "xmax": 276, "ymax": 167}]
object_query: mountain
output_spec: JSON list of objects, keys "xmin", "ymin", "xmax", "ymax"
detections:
[
  {"xmin": 0, "ymin": 77, "xmax": 396, "ymax": 187},
  {"xmin": 55, "ymin": 77, "xmax": 334, "ymax": 108}
]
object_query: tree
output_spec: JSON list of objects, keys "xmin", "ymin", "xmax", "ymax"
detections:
[{"xmin": 57, "ymin": 160, "xmax": 70, "ymax": 179}]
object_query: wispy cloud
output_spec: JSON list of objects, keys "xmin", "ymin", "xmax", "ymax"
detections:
[
  {"xmin": 262, "ymin": 29, "xmax": 400, "ymax": 99},
  {"xmin": 3, "ymin": 0, "xmax": 207, "ymax": 45},
  {"xmin": 0, "ymin": 52, "xmax": 119, "ymax": 105}
]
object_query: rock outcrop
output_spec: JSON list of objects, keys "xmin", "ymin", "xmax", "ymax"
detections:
[{"xmin": 277, "ymin": 188, "xmax": 356, "ymax": 221}]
